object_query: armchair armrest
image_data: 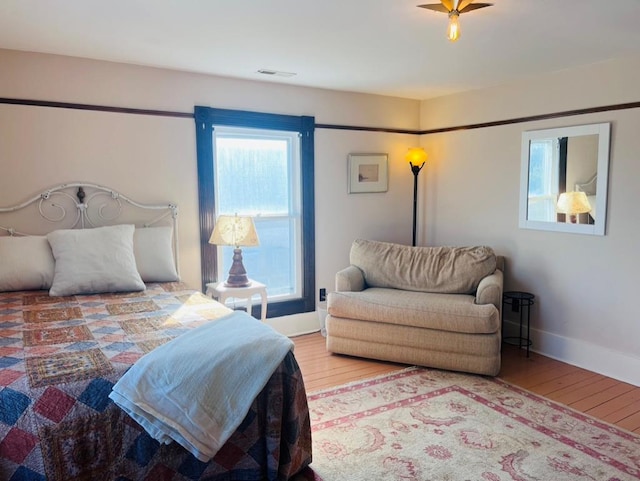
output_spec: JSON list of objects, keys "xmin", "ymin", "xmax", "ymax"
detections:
[
  {"xmin": 476, "ymin": 268, "xmax": 503, "ymax": 312},
  {"xmin": 335, "ymin": 265, "xmax": 366, "ymax": 292}
]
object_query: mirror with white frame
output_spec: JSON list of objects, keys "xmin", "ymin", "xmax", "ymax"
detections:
[{"xmin": 519, "ymin": 122, "xmax": 611, "ymax": 235}]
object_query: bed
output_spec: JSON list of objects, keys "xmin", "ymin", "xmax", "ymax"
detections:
[{"xmin": 0, "ymin": 183, "xmax": 312, "ymax": 481}]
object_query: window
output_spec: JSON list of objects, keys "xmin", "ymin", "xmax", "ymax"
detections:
[
  {"xmin": 214, "ymin": 127, "xmax": 301, "ymax": 301},
  {"xmin": 527, "ymin": 138, "xmax": 559, "ymax": 222},
  {"xmin": 194, "ymin": 107, "xmax": 315, "ymax": 318}
]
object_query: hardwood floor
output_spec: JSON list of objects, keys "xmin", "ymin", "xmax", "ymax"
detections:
[{"xmin": 292, "ymin": 332, "xmax": 640, "ymax": 434}]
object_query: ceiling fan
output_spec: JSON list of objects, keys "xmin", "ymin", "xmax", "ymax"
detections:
[{"xmin": 417, "ymin": 0, "xmax": 493, "ymax": 42}]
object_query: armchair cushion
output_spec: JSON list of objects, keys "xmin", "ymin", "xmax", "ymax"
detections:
[
  {"xmin": 349, "ymin": 239, "xmax": 496, "ymax": 294},
  {"xmin": 329, "ymin": 288, "xmax": 500, "ymax": 334}
]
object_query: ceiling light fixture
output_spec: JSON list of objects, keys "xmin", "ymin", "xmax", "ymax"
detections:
[{"xmin": 417, "ymin": 0, "xmax": 493, "ymax": 43}]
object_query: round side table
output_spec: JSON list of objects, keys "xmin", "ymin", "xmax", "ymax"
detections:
[{"xmin": 502, "ymin": 291, "xmax": 534, "ymax": 357}]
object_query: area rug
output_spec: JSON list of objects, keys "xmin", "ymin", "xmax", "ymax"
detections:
[{"xmin": 297, "ymin": 367, "xmax": 640, "ymax": 481}]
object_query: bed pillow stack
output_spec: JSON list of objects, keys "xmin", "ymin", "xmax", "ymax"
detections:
[{"xmin": 0, "ymin": 224, "xmax": 179, "ymax": 295}]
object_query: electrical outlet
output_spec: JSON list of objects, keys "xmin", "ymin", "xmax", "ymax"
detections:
[{"xmin": 319, "ymin": 288, "xmax": 326, "ymax": 302}]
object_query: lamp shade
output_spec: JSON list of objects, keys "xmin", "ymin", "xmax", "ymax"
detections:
[
  {"xmin": 556, "ymin": 192, "xmax": 591, "ymax": 215},
  {"xmin": 209, "ymin": 215, "xmax": 259, "ymax": 247},
  {"xmin": 406, "ymin": 147, "xmax": 428, "ymax": 165}
]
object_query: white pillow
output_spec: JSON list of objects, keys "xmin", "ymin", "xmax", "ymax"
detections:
[
  {"xmin": 0, "ymin": 236, "xmax": 55, "ymax": 291},
  {"xmin": 47, "ymin": 224, "xmax": 145, "ymax": 296},
  {"xmin": 134, "ymin": 226, "xmax": 179, "ymax": 282}
]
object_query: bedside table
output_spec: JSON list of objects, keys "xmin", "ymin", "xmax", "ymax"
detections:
[{"xmin": 206, "ymin": 280, "xmax": 267, "ymax": 322}]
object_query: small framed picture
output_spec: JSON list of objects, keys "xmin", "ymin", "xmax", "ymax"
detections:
[{"xmin": 348, "ymin": 153, "xmax": 388, "ymax": 193}]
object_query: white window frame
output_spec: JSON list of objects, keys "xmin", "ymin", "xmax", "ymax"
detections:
[{"xmin": 212, "ymin": 126, "xmax": 303, "ymax": 302}]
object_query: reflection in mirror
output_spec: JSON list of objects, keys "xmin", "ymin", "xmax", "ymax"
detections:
[{"xmin": 519, "ymin": 123, "xmax": 610, "ymax": 235}]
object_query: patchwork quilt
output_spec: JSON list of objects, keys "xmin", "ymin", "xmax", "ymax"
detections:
[{"xmin": 0, "ymin": 283, "xmax": 311, "ymax": 481}]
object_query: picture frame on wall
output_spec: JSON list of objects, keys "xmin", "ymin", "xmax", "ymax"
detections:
[{"xmin": 348, "ymin": 153, "xmax": 388, "ymax": 193}]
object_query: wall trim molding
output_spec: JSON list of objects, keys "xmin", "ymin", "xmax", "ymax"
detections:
[
  {"xmin": 0, "ymin": 97, "xmax": 193, "ymax": 118},
  {"xmin": 314, "ymin": 123, "xmax": 418, "ymax": 134},
  {"xmin": 4, "ymin": 96, "xmax": 639, "ymax": 135},
  {"xmin": 418, "ymin": 101, "xmax": 640, "ymax": 135}
]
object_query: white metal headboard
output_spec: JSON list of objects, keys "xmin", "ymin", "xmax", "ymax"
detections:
[
  {"xmin": 0, "ymin": 182, "xmax": 180, "ymax": 275},
  {"xmin": 575, "ymin": 172, "xmax": 597, "ymax": 195}
]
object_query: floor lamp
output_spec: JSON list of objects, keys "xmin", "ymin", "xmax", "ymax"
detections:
[{"xmin": 406, "ymin": 147, "xmax": 428, "ymax": 246}]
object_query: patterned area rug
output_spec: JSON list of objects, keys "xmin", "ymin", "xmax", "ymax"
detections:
[{"xmin": 298, "ymin": 367, "xmax": 640, "ymax": 481}]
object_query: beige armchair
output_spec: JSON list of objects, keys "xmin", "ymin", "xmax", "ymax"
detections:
[{"xmin": 326, "ymin": 239, "xmax": 504, "ymax": 376}]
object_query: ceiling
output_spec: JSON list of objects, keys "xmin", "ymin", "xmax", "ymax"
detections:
[{"xmin": 1, "ymin": 0, "xmax": 640, "ymax": 100}]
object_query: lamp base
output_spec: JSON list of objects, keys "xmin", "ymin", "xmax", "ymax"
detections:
[{"xmin": 224, "ymin": 248, "xmax": 251, "ymax": 287}]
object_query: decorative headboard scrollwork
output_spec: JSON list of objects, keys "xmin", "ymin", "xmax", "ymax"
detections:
[{"xmin": 0, "ymin": 182, "xmax": 180, "ymax": 275}]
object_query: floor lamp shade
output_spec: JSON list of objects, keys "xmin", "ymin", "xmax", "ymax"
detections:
[
  {"xmin": 406, "ymin": 147, "xmax": 428, "ymax": 166},
  {"xmin": 209, "ymin": 215, "xmax": 259, "ymax": 287}
]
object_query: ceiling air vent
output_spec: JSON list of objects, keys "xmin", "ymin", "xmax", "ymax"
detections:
[{"xmin": 257, "ymin": 69, "xmax": 296, "ymax": 77}]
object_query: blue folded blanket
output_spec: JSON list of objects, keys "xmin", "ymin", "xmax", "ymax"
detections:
[{"xmin": 109, "ymin": 310, "xmax": 294, "ymax": 461}]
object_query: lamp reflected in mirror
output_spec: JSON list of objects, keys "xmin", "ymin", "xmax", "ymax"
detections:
[{"xmin": 557, "ymin": 191, "xmax": 591, "ymax": 224}]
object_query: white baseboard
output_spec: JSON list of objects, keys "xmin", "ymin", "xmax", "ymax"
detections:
[
  {"xmin": 266, "ymin": 311, "xmax": 321, "ymax": 338},
  {"xmin": 504, "ymin": 320, "xmax": 640, "ymax": 387}
]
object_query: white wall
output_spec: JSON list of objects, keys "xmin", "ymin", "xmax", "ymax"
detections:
[
  {"xmin": 419, "ymin": 57, "xmax": 640, "ymax": 385},
  {"xmin": 0, "ymin": 49, "xmax": 421, "ymax": 333}
]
